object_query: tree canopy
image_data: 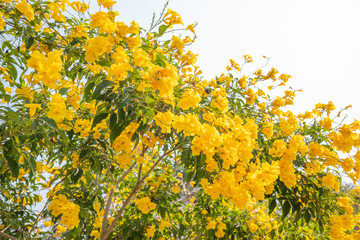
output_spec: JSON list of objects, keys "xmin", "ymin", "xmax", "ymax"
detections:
[{"xmin": 1, "ymin": 0, "xmax": 360, "ymax": 239}]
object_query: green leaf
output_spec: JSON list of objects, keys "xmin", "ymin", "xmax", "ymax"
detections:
[
  {"xmin": 84, "ymin": 81, "xmax": 95, "ymax": 102},
  {"xmin": 69, "ymin": 38, "xmax": 81, "ymax": 46},
  {"xmin": 109, "ymin": 112, "xmax": 117, "ymax": 130},
  {"xmin": 30, "ymin": 119, "xmax": 38, "ymax": 129},
  {"xmin": 118, "ymin": 107, "xmax": 126, "ymax": 121},
  {"xmin": 294, "ymin": 209, "xmax": 302, "ymax": 222},
  {"xmin": 269, "ymin": 198, "xmax": 277, "ymax": 214},
  {"xmin": 270, "ymin": 229, "xmax": 275, "ymax": 239},
  {"xmin": 59, "ymin": 87, "xmax": 69, "ymax": 95},
  {"xmin": 40, "ymin": 117, "xmax": 58, "ymax": 131},
  {"xmin": 71, "ymin": 168, "xmax": 83, "ymax": 184},
  {"xmin": 3, "ymin": 140, "xmax": 19, "ymax": 178},
  {"xmin": 304, "ymin": 209, "xmax": 311, "ymax": 223},
  {"xmin": 131, "ymin": 132, "xmax": 139, "ymax": 150},
  {"xmin": 158, "ymin": 25, "xmax": 168, "ymax": 37},
  {"xmin": 131, "ymin": 132, "xmax": 139, "ymax": 142},
  {"xmin": 80, "ymin": 148, "xmax": 91, "ymax": 160},
  {"xmin": 96, "ymin": 139, "xmax": 107, "ymax": 150},
  {"xmin": 93, "ymin": 80, "xmax": 114, "ymax": 99},
  {"xmin": 25, "ymin": 37, "xmax": 34, "ymax": 49},
  {"xmin": 181, "ymin": 147, "xmax": 191, "ymax": 168},
  {"xmin": 6, "ymin": 63, "xmax": 17, "ymax": 81},
  {"xmin": 91, "ymin": 112, "xmax": 109, "ymax": 129},
  {"xmin": 163, "ymin": 40, "xmax": 171, "ymax": 46},
  {"xmin": 27, "ymin": 155, "xmax": 36, "ymax": 175},
  {"xmin": 282, "ymin": 201, "xmax": 291, "ymax": 219}
]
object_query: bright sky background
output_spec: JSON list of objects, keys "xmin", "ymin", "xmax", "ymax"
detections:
[{"xmin": 111, "ymin": 0, "xmax": 360, "ymax": 121}]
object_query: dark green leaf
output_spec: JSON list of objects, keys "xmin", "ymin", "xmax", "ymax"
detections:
[
  {"xmin": 304, "ymin": 209, "xmax": 311, "ymax": 223},
  {"xmin": 71, "ymin": 168, "xmax": 83, "ymax": 183},
  {"xmin": 69, "ymin": 38, "xmax": 81, "ymax": 46},
  {"xmin": 109, "ymin": 112, "xmax": 117, "ymax": 130},
  {"xmin": 97, "ymin": 139, "xmax": 107, "ymax": 150},
  {"xmin": 3, "ymin": 140, "xmax": 19, "ymax": 178},
  {"xmin": 27, "ymin": 155, "xmax": 36, "ymax": 174},
  {"xmin": 131, "ymin": 132, "xmax": 140, "ymax": 150},
  {"xmin": 118, "ymin": 107, "xmax": 126, "ymax": 121},
  {"xmin": 93, "ymin": 80, "xmax": 114, "ymax": 99},
  {"xmin": 269, "ymin": 198, "xmax": 277, "ymax": 214},
  {"xmin": 40, "ymin": 117, "xmax": 58, "ymax": 131},
  {"xmin": 282, "ymin": 201, "xmax": 291, "ymax": 219},
  {"xmin": 80, "ymin": 148, "xmax": 91, "ymax": 160},
  {"xmin": 131, "ymin": 132, "xmax": 139, "ymax": 142},
  {"xmin": 294, "ymin": 208, "xmax": 302, "ymax": 222},
  {"xmin": 59, "ymin": 87, "xmax": 69, "ymax": 95},
  {"xmin": 84, "ymin": 81, "xmax": 95, "ymax": 102},
  {"xmin": 91, "ymin": 112, "xmax": 109, "ymax": 129},
  {"xmin": 25, "ymin": 37, "xmax": 34, "ymax": 49}
]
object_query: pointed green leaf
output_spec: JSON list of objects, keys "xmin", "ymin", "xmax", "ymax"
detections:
[
  {"xmin": 91, "ymin": 112, "xmax": 109, "ymax": 129},
  {"xmin": 282, "ymin": 201, "xmax": 291, "ymax": 219},
  {"xmin": 93, "ymin": 80, "xmax": 114, "ymax": 99},
  {"xmin": 40, "ymin": 117, "xmax": 58, "ymax": 131},
  {"xmin": 269, "ymin": 198, "xmax": 277, "ymax": 214}
]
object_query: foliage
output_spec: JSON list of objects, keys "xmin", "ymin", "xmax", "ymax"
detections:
[{"xmin": 0, "ymin": 0, "xmax": 360, "ymax": 239}]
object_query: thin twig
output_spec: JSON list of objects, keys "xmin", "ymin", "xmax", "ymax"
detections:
[
  {"xmin": 115, "ymin": 162, "xmax": 136, "ymax": 186},
  {"xmin": 106, "ymin": 164, "xmax": 116, "ymax": 183}
]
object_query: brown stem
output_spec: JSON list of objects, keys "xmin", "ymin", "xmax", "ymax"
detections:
[
  {"xmin": 100, "ymin": 147, "xmax": 148, "ymax": 238},
  {"xmin": 0, "ymin": 231, "xmax": 18, "ymax": 240},
  {"xmin": 106, "ymin": 164, "xmax": 116, "ymax": 184},
  {"xmin": 115, "ymin": 162, "xmax": 136, "ymax": 186},
  {"xmin": 100, "ymin": 148, "xmax": 178, "ymax": 240},
  {"xmin": 137, "ymin": 164, "xmax": 143, "ymax": 183},
  {"xmin": 100, "ymin": 189, "xmax": 114, "ymax": 239}
]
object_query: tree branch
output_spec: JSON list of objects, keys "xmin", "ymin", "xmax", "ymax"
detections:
[
  {"xmin": 100, "ymin": 147, "xmax": 178, "ymax": 239},
  {"xmin": 0, "ymin": 231, "xmax": 18, "ymax": 240}
]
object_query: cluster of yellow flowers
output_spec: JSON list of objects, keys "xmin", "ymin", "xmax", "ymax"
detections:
[
  {"xmin": 27, "ymin": 50, "xmax": 63, "ymax": 88},
  {"xmin": 135, "ymin": 196, "xmax": 156, "ymax": 214},
  {"xmin": 47, "ymin": 195, "xmax": 80, "ymax": 230}
]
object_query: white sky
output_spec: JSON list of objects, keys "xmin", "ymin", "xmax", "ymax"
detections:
[{"xmin": 112, "ymin": 0, "xmax": 360, "ymax": 121}]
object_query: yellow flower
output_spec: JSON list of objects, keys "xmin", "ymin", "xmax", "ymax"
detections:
[
  {"xmin": 48, "ymin": 195, "xmax": 80, "ymax": 230},
  {"xmin": 126, "ymin": 36, "xmax": 142, "ymax": 50},
  {"xmin": 172, "ymin": 185, "xmax": 181, "ymax": 194},
  {"xmin": 178, "ymin": 89, "xmax": 201, "ymax": 110},
  {"xmin": 16, "ymin": 0, "xmax": 35, "ymax": 21},
  {"xmin": 0, "ymin": 12, "xmax": 5, "ymax": 30},
  {"xmin": 135, "ymin": 196, "xmax": 156, "ymax": 214},
  {"xmin": 186, "ymin": 24, "xmax": 195, "ymax": 34},
  {"xmin": 146, "ymin": 225, "xmax": 156, "ymax": 238},
  {"xmin": 97, "ymin": 0, "xmax": 116, "ymax": 9},
  {"xmin": 164, "ymin": 9, "xmax": 183, "ymax": 26},
  {"xmin": 132, "ymin": 48, "xmax": 150, "ymax": 68},
  {"xmin": 4, "ymin": 87, "xmax": 12, "ymax": 94},
  {"xmin": 243, "ymin": 54, "xmax": 253, "ymax": 63},
  {"xmin": 261, "ymin": 121, "xmax": 273, "ymax": 139},
  {"xmin": 159, "ymin": 218, "xmax": 171, "ymax": 232},
  {"xmin": 171, "ymin": 36, "xmax": 185, "ymax": 53},
  {"xmin": 206, "ymin": 218, "xmax": 216, "ymax": 230},
  {"xmin": 269, "ymin": 140, "xmax": 287, "ymax": 158},
  {"xmin": 24, "ymin": 104, "xmax": 42, "ymax": 118},
  {"xmin": 85, "ymin": 36, "xmax": 114, "ymax": 63}
]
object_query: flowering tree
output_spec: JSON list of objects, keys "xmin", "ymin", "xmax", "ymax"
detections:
[{"xmin": 1, "ymin": 0, "xmax": 360, "ymax": 239}]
